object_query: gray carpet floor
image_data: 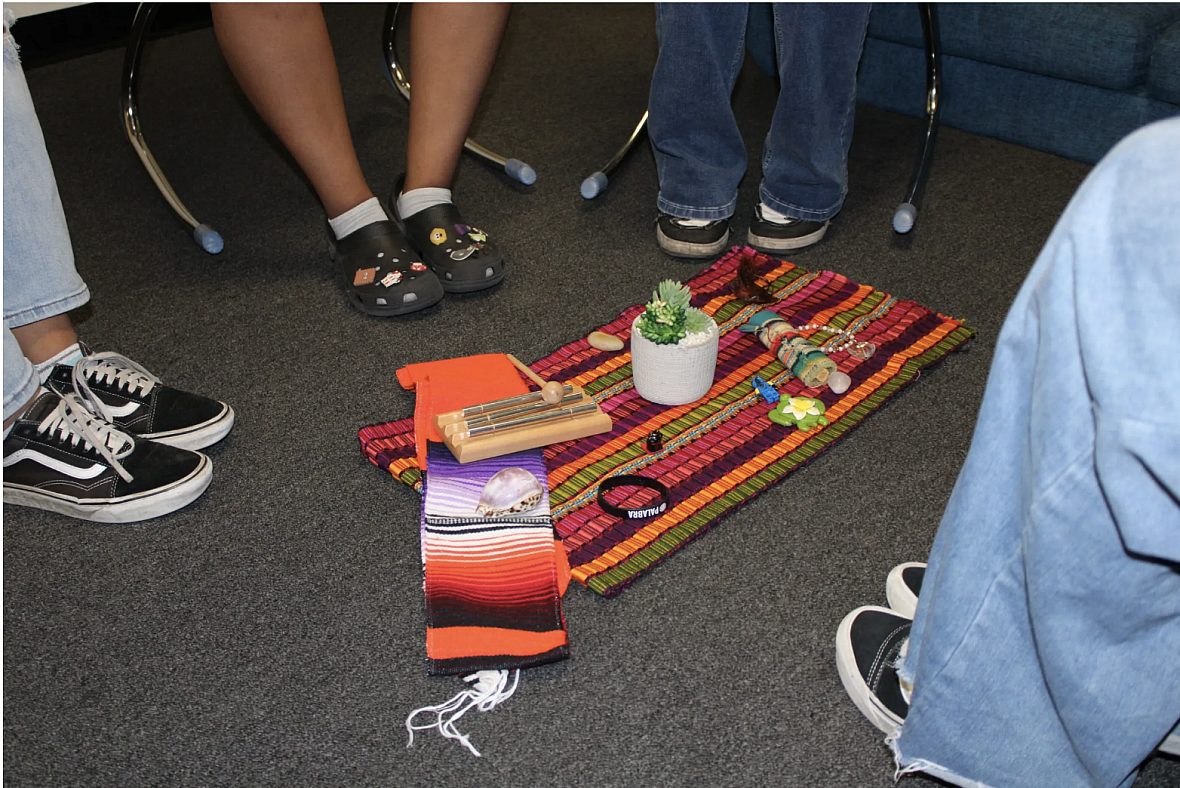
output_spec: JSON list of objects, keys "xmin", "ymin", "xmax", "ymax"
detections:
[{"xmin": 5, "ymin": 4, "xmax": 1177, "ymax": 786}]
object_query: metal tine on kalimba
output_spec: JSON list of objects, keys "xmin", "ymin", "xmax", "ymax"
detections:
[
  {"xmin": 435, "ymin": 384, "xmax": 576, "ymax": 426},
  {"xmin": 446, "ymin": 401, "xmax": 601, "ymax": 443},
  {"xmin": 449, "ymin": 391, "xmax": 586, "ymax": 433}
]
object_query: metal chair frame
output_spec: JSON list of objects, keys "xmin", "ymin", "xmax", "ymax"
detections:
[
  {"xmin": 893, "ymin": 3, "xmax": 942, "ymax": 234},
  {"xmin": 120, "ymin": 3, "xmax": 940, "ymax": 253},
  {"xmin": 121, "ymin": 3, "xmax": 224, "ymax": 253}
]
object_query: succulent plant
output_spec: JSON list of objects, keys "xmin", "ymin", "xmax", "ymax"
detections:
[{"xmin": 636, "ymin": 280, "xmax": 714, "ymax": 345}]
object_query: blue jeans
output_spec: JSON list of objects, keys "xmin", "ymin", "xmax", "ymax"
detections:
[
  {"xmin": 648, "ymin": 3, "xmax": 870, "ymax": 222},
  {"xmin": 3, "ymin": 15, "xmax": 91, "ymax": 421},
  {"xmin": 895, "ymin": 118, "xmax": 1180, "ymax": 788}
]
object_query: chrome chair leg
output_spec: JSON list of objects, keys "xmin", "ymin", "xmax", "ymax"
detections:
[
  {"xmin": 580, "ymin": 110, "xmax": 647, "ymax": 199},
  {"xmin": 121, "ymin": 2, "xmax": 223, "ymax": 253},
  {"xmin": 381, "ymin": 2, "xmax": 536, "ymax": 186},
  {"xmin": 893, "ymin": 2, "xmax": 941, "ymax": 234}
]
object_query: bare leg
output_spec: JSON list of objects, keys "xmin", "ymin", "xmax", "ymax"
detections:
[
  {"xmin": 211, "ymin": 3, "xmax": 373, "ymax": 218},
  {"xmin": 404, "ymin": 3, "xmax": 511, "ymax": 191},
  {"xmin": 4, "ymin": 315, "xmax": 78, "ymax": 429},
  {"xmin": 11, "ymin": 314, "xmax": 78, "ymax": 366}
]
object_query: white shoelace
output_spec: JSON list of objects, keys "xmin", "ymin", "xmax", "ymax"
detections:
[
  {"xmin": 71, "ymin": 352, "xmax": 159, "ymax": 423},
  {"xmin": 37, "ymin": 393, "xmax": 135, "ymax": 482},
  {"xmin": 405, "ymin": 669, "xmax": 520, "ymax": 757}
]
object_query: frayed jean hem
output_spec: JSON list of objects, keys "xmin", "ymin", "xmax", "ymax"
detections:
[{"xmin": 889, "ymin": 737, "xmax": 995, "ymax": 788}]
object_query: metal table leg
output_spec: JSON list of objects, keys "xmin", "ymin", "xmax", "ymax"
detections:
[
  {"xmin": 121, "ymin": 2, "xmax": 223, "ymax": 253},
  {"xmin": 893, "ymin": 2, "xmax": 941, "ymax": 234},
  {"xmin": 381, "ymin": 3, "xmax": 535, "ymax": 186}
]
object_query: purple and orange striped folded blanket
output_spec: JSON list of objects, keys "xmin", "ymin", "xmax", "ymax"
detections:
[
  {"xmin": 362, "ymin": 248, "xmax": 974, "ymax": 598},
  {"xmin": 396, "ymin": 355, "xmax": 569, "ymax": 675}
]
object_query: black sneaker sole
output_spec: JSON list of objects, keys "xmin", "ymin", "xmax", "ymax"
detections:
[
  {"xmin": 748, "ymin": 221, "xmax": 828, "ymax": 252},
  {"xmin": 141, "ymin": 405, "xmax": 235, "ymax": 451},
  {"xmin": 3, "ymin": 453, "xmax": 213, "ymax": 524},
  {"xmin": 656, "ymin": 224, "xmax": 730, "ymax": 259}
]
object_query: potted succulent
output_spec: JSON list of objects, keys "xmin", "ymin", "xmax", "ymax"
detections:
[{"xmin": 630, "ymin": 280, "xmax": 720, "ymax": 405}]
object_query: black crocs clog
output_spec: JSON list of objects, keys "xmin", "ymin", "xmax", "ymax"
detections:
[
  {"xmin": 396, "ymin": 201, "xmax": 505, "ymax": 294},
  {"xmin": 328, "ymin": 220, "xmax": 444, "ymax": 317}
]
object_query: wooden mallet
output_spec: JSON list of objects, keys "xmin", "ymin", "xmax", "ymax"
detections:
[{"xmin": 507, "ymin": 354, "xmax": 565, "ymax": 405}]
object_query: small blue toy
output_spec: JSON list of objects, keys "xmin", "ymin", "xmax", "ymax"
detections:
[{"xmin": 751, "ymin": 375, "xmax": 780, "ymax": 405}]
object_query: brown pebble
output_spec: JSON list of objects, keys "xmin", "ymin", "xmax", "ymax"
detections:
[{"xmin": 588, "ymin": 331, "xmax": 624, "ymax": 351}]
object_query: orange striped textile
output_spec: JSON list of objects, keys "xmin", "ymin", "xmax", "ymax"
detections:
[
  {"xmin": 361, "ymin": 247, "xmax": 975, "ymax": 597},
  {"xmin": 398, "ymin": 358, "xmax": 569, "ymax": 675}
]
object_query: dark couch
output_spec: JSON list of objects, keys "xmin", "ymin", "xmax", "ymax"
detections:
[{"xmin": 856, "ymin": 3, "xmax": 1180, "ymax": 164}]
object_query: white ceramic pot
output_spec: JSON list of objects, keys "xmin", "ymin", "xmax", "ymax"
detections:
[{"xmin": 630, "ymin": 315, "xmax": 720, "ymax": 406}]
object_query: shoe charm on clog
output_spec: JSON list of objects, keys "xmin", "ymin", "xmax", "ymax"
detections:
[
  {"xmin": 354, "ymin": 267, "xmax": 377, "ymax": 286},
  {"xmin": 410, "ymin": 262, "xmax": 428, "ymax": 272},
  {"xmin": 768, "ymin": 396, "xmax": 829, "ymax": 431},
  {"xmin": 450, "ymin": 246, "xmax": 476, "ymax": 261},
  {"xmin": 454, "ymin": 223, "xmax": 489, "ymax": 244},
  {"xmin": 430, "ymin": 228, "xmax": 447, "ymax": 245},
  {"xmin": 381, "ymin": 271, "xmax": 403, "ymax": 287}
]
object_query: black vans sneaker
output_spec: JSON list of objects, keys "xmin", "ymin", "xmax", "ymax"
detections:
[
  {"xmin": 747, "ymin": 204, "xmax": 829, "ymax": 252},
  {"xmin": 45, "ymin": 350, "xmax": 234, "ymax": 451},
  {"xmin": 3, "ymin": 390, "xmax": 212, "ymax": 523},
  {"xmin": 886, "ymin": 562, "xmax": 926, "ymax": 619},
  {"xmin": 656, "ymin": 213, "xmax": 730, "ymax": 259},
  {"xmin": 835, "ymin": 605, "xmax": 911, "ymax": 736}
]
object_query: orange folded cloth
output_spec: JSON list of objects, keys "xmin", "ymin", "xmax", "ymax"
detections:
[{"xmin": 396, "ymin": 353, "xmax": 528, "ymax": 469}]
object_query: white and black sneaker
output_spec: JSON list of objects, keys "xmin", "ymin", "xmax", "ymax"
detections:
[
  {"xmin": 3, "ymin": 390, "xmax": 213, "ymax": 523},
  {"xmin": 747, "ymin": 203, "xmax": 829, "ymax": 252},
  {"xmin": 655, "ymin": 213, "xmax": 730, "ymax": 259},
  {"xmin": 45, "ymin": 350, "xmax": 234, "ymax": 451},
  {"xmin": 836, "ymin": 605, "xmax": 912, "ymax": 737},
  {"xmin": 886, "ymin": 562, "xmax": 926, "ymax": 619}
]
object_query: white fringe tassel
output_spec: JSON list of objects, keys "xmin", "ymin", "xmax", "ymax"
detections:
[{"xmin": 405, "ymin": 669, "xmax": 520, "ymax": 757}]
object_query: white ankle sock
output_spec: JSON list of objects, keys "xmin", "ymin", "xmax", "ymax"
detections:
[
  {"xmin": 397, "ymin": 187, "xmax": 452, "ymax": 219},
  {"xmin": 673, "ymin": 217, "xmax": 717, "ymax": 228},
  {"xmin": 759, "ymin": 202, "xmax": 794, "ymax": 223},
  {"xmin": 35, "ymin": 343, "xmax": 83, "ymax": 384},
  {"xmin": 328, "ymin": 197, "xmax": 388, "ymax": 239}
]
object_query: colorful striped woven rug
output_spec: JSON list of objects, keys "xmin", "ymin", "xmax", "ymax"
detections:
[{"xmin": 360, "ymin": 247, "xmax": 975, "ymax": 597}]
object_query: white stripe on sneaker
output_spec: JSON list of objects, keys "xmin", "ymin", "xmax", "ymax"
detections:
[
  {"xmin": 3, "ymin": 448, "xmax": 107, "ymax": 479},
  {"xmin": 103, "ymin": 401, "xmax": 142, "ymax": 418}
]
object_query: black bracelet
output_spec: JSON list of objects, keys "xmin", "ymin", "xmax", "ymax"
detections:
[{"xmin": 597, "ymin": 474, "xmax": 671, "ymax": 520}]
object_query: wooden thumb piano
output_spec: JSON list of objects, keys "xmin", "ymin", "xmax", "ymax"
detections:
[{"xmin": 434, "ymin": 355, "xmax": 613, "ymax": 463}]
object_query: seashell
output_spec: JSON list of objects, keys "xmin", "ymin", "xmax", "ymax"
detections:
[
  {"xmin": 588, "ymin": 331, "xmax": 624, "ymax": 351},
  {"xmin": 476, "ymin": 467, "xmax": 545, "ymax": 517}
]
